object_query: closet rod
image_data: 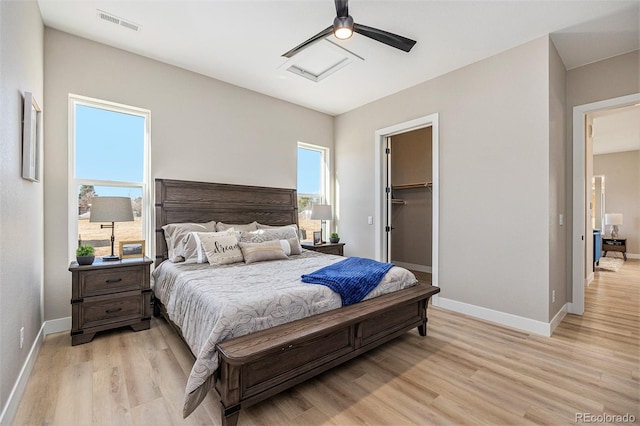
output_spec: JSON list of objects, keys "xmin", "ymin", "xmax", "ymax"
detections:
[{"xmin": 392, "ymin": 182, "xmax": 433, "ymax": 190}]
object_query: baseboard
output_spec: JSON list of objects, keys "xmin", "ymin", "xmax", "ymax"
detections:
[
  {"xmin": 0, "ymin": 323, "xmax": 45, "ymax": 426},
  {"xmin": 435, "ymin": 297, "xmax": 554, "ymax": 337},
  {"xmin": 549, "ymin": 303, "xmax": 568, "ymax": 335},
  {"xmin": 625, "ymin": 253, "xmax": 639, "ymax": 260},
  {"xmin": 586, "ymin": 271, "xmax": 594, "ymax": 286},
  {"xmin": 391, "ymin": 261, "xmax": 432, "ymax": 273},
  {"xmin": 44, "ymin": 316, "xmax": 71, "ymax": 335},
  {"xmin": 0, "ymin": 317, "xmax": 72, "ymax": 425}
]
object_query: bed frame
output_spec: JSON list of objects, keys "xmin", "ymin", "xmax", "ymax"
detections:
[{"xmin": 154, "ymin": 178, "xmax": 440, "ymax": 426}]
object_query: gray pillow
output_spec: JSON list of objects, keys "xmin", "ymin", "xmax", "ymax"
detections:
[
  {"xmin": 216, "ymin": 221, "xmax": 258, "ymax": 232},
  {"xmin": 162, "ymin": 221, "xmax": 216, "ymax": 262},
  {"xmin": 240, "ymin": 228, "xmax": 302, "ymax": 254},
  {"xmin": 239, "ymin": 240, "xmax": 287, "ymax": 264}
]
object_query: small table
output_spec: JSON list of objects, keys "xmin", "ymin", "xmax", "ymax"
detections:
[
  {"xmin": 602, "ymin": 237, "xmax": 627, "ymax": 261},
  {"xmin": 302, "ymin": 242, "xmax": 345, "ymax": 256},
  {"xmin": 69, "ymin": 256, "xmax": 153, "ymax": 345}
]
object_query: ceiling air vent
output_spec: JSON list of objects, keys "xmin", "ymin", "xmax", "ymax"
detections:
[{"xmin": 97, "ymin": 9, "xmax": 141, "ymax": 32}]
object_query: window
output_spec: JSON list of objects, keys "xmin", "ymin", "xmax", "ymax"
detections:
[
  {"xmin": 70, "ymin": 95, "xmax": 150, "ymax": 258},
  {"xmin": 297, "ymin": 143, "xmax": 329, "ymax": 242}
]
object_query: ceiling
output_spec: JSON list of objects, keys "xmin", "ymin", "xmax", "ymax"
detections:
[
  {"xmin": 38, "ymin": 1, "xmax": 639, "ymax": 116},
  {"xmin": 591, "ymin": 105, "xmax": 640, "ymax": 155}
]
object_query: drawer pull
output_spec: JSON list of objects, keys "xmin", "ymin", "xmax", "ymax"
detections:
[
  {"xmin": 105, "ymin": 308, "xmax": 122, "ymax": 314},
  {"xmin": 105, "ymin": 278, "xmax": 123, "ymax": 284}
]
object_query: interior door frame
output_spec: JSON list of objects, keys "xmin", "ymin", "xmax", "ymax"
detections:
[
  {"xmin": 374, "ymin": 113, "xmax": 439, "ymax": 288},
  {"xmin": 570, "ymin": 93, "xmax": 639, "ymax": 315}
]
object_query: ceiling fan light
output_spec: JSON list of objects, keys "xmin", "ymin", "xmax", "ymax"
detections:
[
  {"xmin": 333, "ymin": 15, "xmax": 354, "ymax": 40},
  {"xmin": 334, "ymin": 27, "xmax": 353, "ymax": 39}
]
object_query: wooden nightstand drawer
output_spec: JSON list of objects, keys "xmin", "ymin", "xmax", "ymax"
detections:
[
  {"xmin": 302, "ymin": 242, "xmax": 345, "ymax": 256},
  {"xmin": 78, "ymin": 292, "xmax": 145, "ymax": 329},
  {"xmin": 80, "ymin": 266, "xmax": 144, "ymax": 297},
  {"xmin": 70, "ymin": 257, "xmax": 152, "ymax": 345}
]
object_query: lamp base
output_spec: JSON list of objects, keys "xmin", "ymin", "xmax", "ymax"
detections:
[
  {"xmin": 102, "ymin": 255, "xmax": 120, "ymax": 262},
  {"xmin": 611, "ymin": 225, "xmax": 619, "ymax": 239}
]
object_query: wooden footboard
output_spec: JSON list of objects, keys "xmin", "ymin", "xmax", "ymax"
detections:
[{"xmin": 214, "ymin": 283, "xmax": 440, "ymax": 426}]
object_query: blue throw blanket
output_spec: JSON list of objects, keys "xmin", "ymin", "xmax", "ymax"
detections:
[{"xmin": 301, "ymin": 257, "xmax": 394, "ymax": 306}]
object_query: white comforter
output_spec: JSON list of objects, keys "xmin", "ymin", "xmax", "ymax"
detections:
[{"xmin": 151, "ymin": 250, "xmax": 418, "ymax": 417}]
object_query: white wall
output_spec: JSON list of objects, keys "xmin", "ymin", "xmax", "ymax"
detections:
[
  {"xmin": 43, "ymin": 29, "xmax": 333, "ymax": 321},
  {"xmin": 0, "ymin": 1, "xmax": 44, "ymax": 422},
  {"xmin": 336, "ymin": 37, "xmax": 552, "ymax": 324}
]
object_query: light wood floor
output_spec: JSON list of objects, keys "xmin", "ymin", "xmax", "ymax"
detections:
[{"xmin": 14, "ymin": 260, "xmax": 639, "ymax": 425}]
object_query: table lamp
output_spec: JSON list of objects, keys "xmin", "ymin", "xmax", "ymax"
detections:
[
  {"xmin": 604, "ymin": 213, "xmax": 623, "ymax": 238},
  {"xmin": 311, "ymin": 204, "xmax": 332, "ymax": 244},
  {"xmin": 90, "ymin": 196, "xmax": 134, "ymax": 261}
]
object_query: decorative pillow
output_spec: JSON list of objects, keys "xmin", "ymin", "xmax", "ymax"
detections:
[
  {"xmin": 162, "ymin": 221, "xmax": 216, "ymax": 262},
  {"xmin": 257, "ymin": 223, "xmax": 300, "ymax": 239},
  {"xmin": 239, "ymin": 240, "xmax": 288, "ymax": 264},
  {"xmin": 240, "ymin": 228, "xmax": 302, "ymax": 254},
  {"xmin": 279, "ymin": 238, "xmax": 302, "ymax": 255},
  {"xmin": 216, "ymin": 221, "xmax": 258, "ymax": 232},
  {"xmin": 199, "ymin": 232, "xmax": 244, "ymax": 265},
  {"xmin": 182, "ymin": 229, "xmax": 235, "ymax": 263}
]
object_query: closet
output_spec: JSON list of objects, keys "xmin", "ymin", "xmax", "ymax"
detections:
[{"xmin": 389, "ymin": 127, "xmax": 433, "ymax": 272}]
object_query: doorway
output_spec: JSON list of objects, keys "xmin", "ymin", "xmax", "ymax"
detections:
[
  {"xmin": 387, "ymin": 127, "xmax": 433, "ymax": 273},
  {"xmin": 374, "ymin": 113, "xmax": 439, "ymax": 288},
  {"xmin": 571, "ymin": 93, "xmax": 640, "ymax": 315}
]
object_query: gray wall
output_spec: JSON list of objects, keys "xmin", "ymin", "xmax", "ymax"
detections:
[
  {"xmin": 566, "ymin": 50, "xmax": 640, "ymax": 293},
  {"xmin": 335, "ymin": 36, "xmax": 552, "ymax": 323},
  {"xmin": 43, "ymin": 29, "xmax": 334, "ymax": 321},
  {"xmin": 0, "ymin": 0, "xmax": 44, "ymax": 419},
  {"xmin": 548, "ymin": 39, "xmax": 568, "ymax": 317},
  {"xmin": 594, "ymin": 150, "xmax": 640, "ymax": 256}
]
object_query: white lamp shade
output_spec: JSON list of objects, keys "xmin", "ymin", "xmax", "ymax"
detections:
[
  {"xmin": 90, "ymin": 197, "xmax": 134, "ymax": 222},
  {"xmin": 311, "ymin": 204, "xmax": 332, "ymax": 221},
  {"xmin": 604, "ymin": 213, "xmax": 623, "ymax": 226}
]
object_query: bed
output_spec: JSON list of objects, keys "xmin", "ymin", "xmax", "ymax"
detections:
[{"xmin": 152, "ymin": 178, "xmax": 440, "ymax": 426}]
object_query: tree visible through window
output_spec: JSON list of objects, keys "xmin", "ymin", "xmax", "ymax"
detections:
[
  {"xmin": 72, "ymin": 98, "xmax": 149, "ymax": 257},
  {"xmin": 297, "ymin": 143, "xmax": 329, "ymax": 241}
]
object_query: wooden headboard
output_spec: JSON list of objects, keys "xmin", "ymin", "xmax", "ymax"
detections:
[{"xmin": 155, "ymin": 179, "xmax": 298, "ymax": 266}]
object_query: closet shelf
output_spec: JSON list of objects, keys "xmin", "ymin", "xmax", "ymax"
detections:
[{"xmin": 392, "ymin": 182, "xmax": 432, "ymax": 190}]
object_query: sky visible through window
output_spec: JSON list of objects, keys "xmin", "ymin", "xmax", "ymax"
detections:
[
  {"xmin": 76, "ymin": 105, "xmax": 144, "ymax": 198},
  {"xmin": 297, "ymin": 147, "xmax": 322, "ymax": 195}
]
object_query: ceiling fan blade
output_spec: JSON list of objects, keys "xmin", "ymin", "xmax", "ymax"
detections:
[
  {"xmin": 335, "ymin": 0, "xmax": 349, "ymax": 17},
  {"xmin": 282, "ymin": 26, "xmax": 334, "ymax": 58},
  {"xmin": 353, "ymin": 23, "xmax": 416, "ymax": 52}
]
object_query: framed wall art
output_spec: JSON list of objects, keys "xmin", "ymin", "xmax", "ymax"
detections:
[
  {"xmin": 313, "ymin": 231, "xmax": 322, "ymax": 246},
  {"xmin": 22, "ymin": 92, "xmax": 42, "ymax": 182},
  {"xmin": 119, "ymin": 240, "xmax": 145, "ymax": 259}
]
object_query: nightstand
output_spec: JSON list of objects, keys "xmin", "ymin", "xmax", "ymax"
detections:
[
  {"xmin": 302, "ymin": 242, "xmax": 345, "ymax": 256},
  {"xmin": 602, "ymin": 237, "xmax": 627, "ymax": 261},
  {"xmin": 69, "ymin": 256, "xmax": 153, "ymax": 345}
]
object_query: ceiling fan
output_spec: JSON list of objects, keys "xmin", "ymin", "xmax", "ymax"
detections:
[{"xmin": 282, "ymin": 0, "xmax": 417, "ymax": 58}]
